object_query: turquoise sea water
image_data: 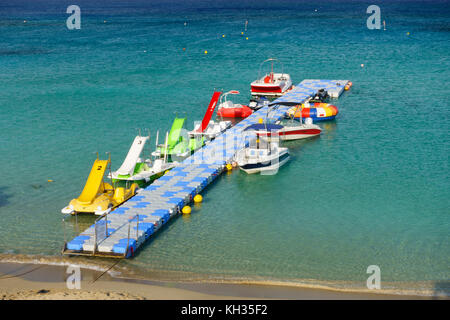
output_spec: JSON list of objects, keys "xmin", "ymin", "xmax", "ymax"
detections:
[{"xmin": 0, "ymin": 0, "xmax": 449, "ymax": 294}]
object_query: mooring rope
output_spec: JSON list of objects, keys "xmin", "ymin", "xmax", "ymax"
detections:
[
  {"xmin": 90, "ymin": 259, "xmax": 122, "ymax": 284},
  {"xmin": 0, "ymin": 265, "xmax": 44, "ymax": 280}
]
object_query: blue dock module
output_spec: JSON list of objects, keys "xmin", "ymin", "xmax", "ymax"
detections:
[
  {"xmin": 271, "ymin": 79, "xmax": 350, "ymax": 106},
  {"xmin": 62, "ymin": 79, "xmax": 349, "ymax": 258}
]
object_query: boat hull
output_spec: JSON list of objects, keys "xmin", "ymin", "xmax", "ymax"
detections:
[
  {"xmin": 112, "ymin": 171, "xmax": 163, "ymax": 188},
  {"xmin": 188, "ymin": 121, "xmax": 232, "ymax": 140},
  {"xmin": 279, "ymin": 127, "xmax": 321, "ymax": 140},
  {"xmin": 250, "ymin": 73, "xmax": 292, "ymax": 97},
  {"xmin": 251, "ymin": 85, "xmax": 282, "ymax": 93},
  {"xmin": 217, "ymin": 106, "xmax": 252, "ymax": 118},
  {"xmin": 238, "ymin": 150, "xmax": 290, "ymax": 174},
  {"xmin": 61, "ymin": 184, "xmax": 138, "ymax": 215},
  {"xmin": 250, "ymin": 85, "xmax": 291, "ymax": 97},
  {"xmin": 254, "ymin": 124, "xmax": 321, "ymax": 141}
]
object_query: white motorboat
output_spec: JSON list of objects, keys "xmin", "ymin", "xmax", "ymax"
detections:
[
  {"xmin": 275, "ymin": 117, "xmax": 322, "ymax": 140},
  {"xmin": 250, "ymin": 120, "xmax": 321, "ymax": 141},
  {"xmin": 236, "ymin": 128, "xmax": 290, "ymax": 174},
  {"xmin": 250, "ymin": 58, "xmax": 292, "ymax": 97}
]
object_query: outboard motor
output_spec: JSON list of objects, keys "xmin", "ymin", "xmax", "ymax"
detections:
[
  {"xmin": 248, "ymin": 96, "xmax": 269, "ymax": 110},
  {"xmin": 310, "ymin": 89, "xmax": 329, "ymax": 102}
]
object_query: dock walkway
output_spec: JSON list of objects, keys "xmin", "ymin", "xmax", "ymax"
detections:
[{"xmin": 63, "ymin": 79, "xmax": 349, "ymax": 258}]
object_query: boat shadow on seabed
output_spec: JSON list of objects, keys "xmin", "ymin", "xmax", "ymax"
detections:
[{"xmin": 0, "ymin": 186, "xmax": 11, "ymax": 208}]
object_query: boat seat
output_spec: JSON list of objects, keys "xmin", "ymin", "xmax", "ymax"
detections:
[
  {"xmin": 153, "ymin": 159, "xmax": 163, "ymax": 171},
  {"xmin": 220, "ymin": 101, "xmax": 234, "ymax": 108}
]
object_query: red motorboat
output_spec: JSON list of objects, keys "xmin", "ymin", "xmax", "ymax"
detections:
[{"xmin": 217, "ymin": 90, "xmax": 253, "ymax": 118}]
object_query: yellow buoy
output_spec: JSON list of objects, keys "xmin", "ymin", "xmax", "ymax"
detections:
[
  {"xmin": 193, "ymin": 194, "xmax": 203, "ymax": 203},
  {"xmin": 226, "ymin": 163, "xmax": 233, "ymax": 171},
  {"xmin": 406, "ymin": 32, "xmax": 410, "ymax": 36},
  {"xmin": 258, "ymin": 118, "xmax": 263, "ymax": 124},
  {"xmin": 246, "ymin": 37, "xmax": 248, "ymax": 40},
  {"xmin": 241, "ymin": 31, "xmax": 244, "ymax": 35},
  {"xmin": 204, "ymin": 50, "xmax": 208, "ymax": 54},
  {"xmin": 222, "ymin": 34, "xmax": 225, "ymax": 38},
  {"xmin": 182, "ymin": 206, "xmax": 191, "ymax": 214}
]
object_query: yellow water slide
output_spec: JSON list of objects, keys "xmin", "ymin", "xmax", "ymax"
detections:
[{"xmin": 77, "ymin": 159, "xmax": 109, "ymax": 204}]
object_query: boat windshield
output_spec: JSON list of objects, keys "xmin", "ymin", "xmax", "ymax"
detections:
[{"xmin": 257, "ymin": 58, "xmax": 284, "ymax": 82}]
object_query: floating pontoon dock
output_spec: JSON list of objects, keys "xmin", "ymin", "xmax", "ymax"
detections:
[{"xmin": 63, "ymin": 79, "xmax": 350, "ymax": 258}]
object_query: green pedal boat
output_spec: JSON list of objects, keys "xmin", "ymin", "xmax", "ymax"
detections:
[
  {"xmin": 152, "ymin": 116, "xmax": 204, "ymax": 162},
  {"xmin": 110, "ymin": 135, "xmax": 175, "ymax": 188}
]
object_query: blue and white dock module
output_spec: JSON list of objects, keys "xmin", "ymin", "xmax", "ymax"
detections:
[{"xmin": 62, "ymin": 79, "xmax": 350, "ymax": 258}]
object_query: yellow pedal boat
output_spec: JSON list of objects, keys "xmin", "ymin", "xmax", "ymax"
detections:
[{"xmin": 61, "ymin": 155, "xmax": 138, "ymax": 215}]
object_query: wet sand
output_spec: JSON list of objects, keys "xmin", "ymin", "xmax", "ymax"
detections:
[{"xmin": 0, "ymin": 262, "xmax": 435, "ymax": 300}]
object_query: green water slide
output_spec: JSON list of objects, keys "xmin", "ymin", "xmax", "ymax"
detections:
[
  {"xmin": 158, "ymin": 116, "xmax": 186, "ymax": 157},
  {"xmin": 159, "ymin": 116, "xmax": 204, "ymax": 160},
  {"xmin": 167, "ymin": 116, "xmax": 186, "ymax": 148}
]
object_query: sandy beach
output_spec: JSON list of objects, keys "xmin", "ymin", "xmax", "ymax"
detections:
[{"xmin": 0, "ymin": 262, "xmax": 438, "ymax": 300}]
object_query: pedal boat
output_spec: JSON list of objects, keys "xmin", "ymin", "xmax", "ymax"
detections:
[
  {"xmin": 250, "ymin": 58, "xmax": 292, "ymax": 97},
  {"xmin": 61, "ymin": 155, "xmax": 138, "ymax": 215},
  {"xmin": 188, "ymin": 91, "xmax": 232, "ymax": 139},
  {"xmin": 109, "ymin": 135, "xmax": 175, "ymax": 188},
  {"xmin": 189, "ymin": 120, "xmax": 231, "ymax": 140},
  {"xmin": 152, "ymin": 116, "xmax": 204, "ymax": 162}
]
